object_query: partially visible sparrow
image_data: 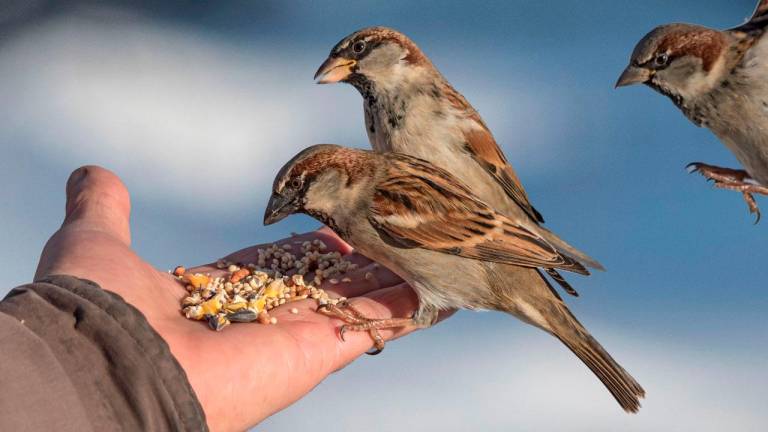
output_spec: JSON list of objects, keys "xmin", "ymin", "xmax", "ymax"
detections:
[
  {"xmin": 264, "ymin": 144, "xmax": 645, "ymax": 412},
  {"xmin": 617, "ymin": 0, "xmax": 768, "ymax": 222},
  {"xmin": 314, "ymin": 26, "xmax": 602, "ymax": 297}
]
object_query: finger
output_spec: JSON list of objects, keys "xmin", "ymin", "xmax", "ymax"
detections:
[
  {"xmin": 34, "ymin": 166, "xmax": 146, "ymax": 286},
  {"xmin": 62, "ymin": 165, "xmax": 132, "ymax": 246},
  {"xmin": 337, "ymin": 252, "xmax": 373, "ymax": 268},
  {"xmin": 315, "ymin": 226, "xmax": 354, "ymax": 255},
  {"xmin": 322, "ymin": 262, "xmax": 404, "ymax": 298},
  {"xmin": 327, "ymin": 283, "xmax": 420, "ymax": 365},
  {"xmin": 216, "ymin": 228, "xmax": 352, "ymax": 267}
]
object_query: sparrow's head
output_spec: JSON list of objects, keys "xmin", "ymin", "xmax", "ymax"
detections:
[
  {"xmin": 616, "ymin": 24, "xmax": 728, "ymax": 104},
  {"xmin": 264, "ymin": 145, "xmax": 375, "ymax": 226},
  {"xmin": 314, "ymin": 27, "xmax": 430, "ymax": 88}
]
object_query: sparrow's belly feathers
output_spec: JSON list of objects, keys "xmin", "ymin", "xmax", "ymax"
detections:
[
  {"xmin": 347, "ymin": 220, "xmax": 495, "ymax": 311},
  {"xmin": 346, "ymin": 220, "xmax": 557, "ymax": 330}
]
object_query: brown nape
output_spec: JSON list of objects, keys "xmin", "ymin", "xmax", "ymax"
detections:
[
  {"xmin": 293, "ymin": 147, "xmax": 375, "ymax": 184},
  {"xmin": 658, "ymin": 29, "xmax": 726, "ymax": 71},
  {"xmin": 355, "ymin": 26, "xmax": 430, "ymax": 66}
]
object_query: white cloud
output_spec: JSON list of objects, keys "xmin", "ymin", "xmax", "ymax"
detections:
[
  {"xmin": 0, "ymin": 12, "xmax": 357, "ymax": 211},
  {"xmin": 261, "ymin": 320, "xmax": 768, "ymax": 431},
  {"xmin": 0, "ymin": 10, "xmax": 573, "ymax": 215}
]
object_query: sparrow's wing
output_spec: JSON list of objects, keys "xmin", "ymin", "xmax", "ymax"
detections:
[
  {"xmin": 730, "ymin": 0, "xmax": 768, "ymax": 32},
  {"xmin": 463, "ymin": 127, "xmax": 545, "ymax": 224},
  {"xmin": 443, "ymin": 85, "xmax": 545, "ymax": 223},
  {"xmin": 369, "ymin": 154, "xmax": 588, "ymax": 275}
]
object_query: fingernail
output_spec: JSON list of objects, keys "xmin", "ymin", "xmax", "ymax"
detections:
[{"xmin": 65, "ymin": 166, "xmax": 89, "ymax": 217}]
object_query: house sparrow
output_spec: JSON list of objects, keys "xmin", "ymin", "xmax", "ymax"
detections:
[
  {"xmin": 617, "ymin": 0, "xmax": 768, "ymax": 222},
  {"xmin": 264, "ymin": 144, "xmax": 645, "ymax": 412},
  {"xmin": 314, "ymin": 27, "xmax": 603, "ymax": 297}
]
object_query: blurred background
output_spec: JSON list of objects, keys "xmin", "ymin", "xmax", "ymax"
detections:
[{"xmin": 1, "ymin": 1, "xmax": 766, "ymax": 430}]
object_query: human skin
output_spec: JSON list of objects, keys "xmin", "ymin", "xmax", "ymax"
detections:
[{"xmin": 34, "ymin": 165, "xmax": 425, "ymax": 431}]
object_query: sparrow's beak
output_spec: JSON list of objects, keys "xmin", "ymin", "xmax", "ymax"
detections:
[
  {"xmin": 314, "ymin": 56, "xmax": 356, "ymax": 84},
  {"xmin": 615, "ymin": 65, "xmax": 652, "ymax": 88},
  {"xmin": 263, "ymin": 193, "xmax": 299, "ymax": 226}
]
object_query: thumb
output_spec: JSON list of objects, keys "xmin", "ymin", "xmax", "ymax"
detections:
[{"xmin": 62, "ymin": 165, "xmax": 132, "ymax": 246}]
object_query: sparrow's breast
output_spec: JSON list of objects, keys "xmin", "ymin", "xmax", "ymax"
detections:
[
  {"xmin": 702, "ymin": 37, "xmax": 768, "ymax": 185},
  {"xmin": 364, "ymin": 94, "xmax": 532, "ymax": 222}
]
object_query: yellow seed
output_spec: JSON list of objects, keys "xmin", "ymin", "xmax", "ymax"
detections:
[
  {"xmin": 264, "ymin": 279, "xmax": 284, "ymax": 298},
  {"xmin": 224, "ymin": 301, "xmax": 247, "ymax": 312},
  {"xmin": 200, "ymin": 296, "xmax": 222, "ymax": 316},
  {"xmin": 248, "ymin": 297, "xmax": 266, "ymax": 313},
  {"xmin": 183, "ymin": 273, "xmax": 210, "ymax": 289}
]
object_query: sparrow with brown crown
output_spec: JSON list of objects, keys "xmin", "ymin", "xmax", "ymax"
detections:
[
  {"xmin": 264, "ymin": 144, "xmax": 645, "ymax": 413},
  {"xmin": 617, "ymin": 0, "xmax": 768, "ymax": 222},
  {"xmin": 314, "ymin": 26, "xmax": 603, "ymax": 297}
]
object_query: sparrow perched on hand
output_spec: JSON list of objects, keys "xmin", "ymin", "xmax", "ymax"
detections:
[
  {"xmin": 617, "ymin": 0, "xmax": 768, "ymax": 221},
  {"xmin": 264, "ymin": 144, "xmax": 645, "ymax": 412},
  {"xmin": 314, "ymin": 26, "xmax": 602, "ymax": 297}
]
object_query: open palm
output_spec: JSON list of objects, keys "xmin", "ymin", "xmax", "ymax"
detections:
[{"xmin": 34, "ymin": 166, "xmax": 422, "ymax": 432}]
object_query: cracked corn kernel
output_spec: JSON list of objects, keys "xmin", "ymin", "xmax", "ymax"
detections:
[
  {"xmin": 174, "ymin": 241, "xmax": 356, "ymax": 331},
  {"xmin": 183, "ymin": 273, "xmax": 210, "ymax": 289}
]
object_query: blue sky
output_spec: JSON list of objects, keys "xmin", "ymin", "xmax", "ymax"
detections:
[{"xmin": 1, "ymin": 1, "xmax": 766, "ymax": 430}]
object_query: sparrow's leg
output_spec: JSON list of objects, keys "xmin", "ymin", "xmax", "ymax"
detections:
[
  {"xmin": 687, "ymin": 162, "xmax": 768, "ymax": 223},
  {"xmin": 317, "ymin": 300, "xmax": 426, "ymax": 355}
]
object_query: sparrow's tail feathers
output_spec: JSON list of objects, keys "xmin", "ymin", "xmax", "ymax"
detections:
[
  {"xmin": 550, "ymin": 309, "xmax": 645, "ymax": 413},
  {"xmin": 537, "ymin": 226, "xmax": 605, "ymax": 271},
  {"xmin": 545, "ymin": 268, "xmax": 579, "ymax": 297}
]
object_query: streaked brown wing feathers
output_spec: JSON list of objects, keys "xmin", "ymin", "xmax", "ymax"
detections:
[
  {"xmin": 464, "ymin": 128, "xmax": 545, "ymax": 223},
  {"xmin": 370, "ymin": 154, "xmax": 587, "ymax": 274},
  {"xmin": 440, "ymin": 83, "xmax": 544, "ymax": 223}
]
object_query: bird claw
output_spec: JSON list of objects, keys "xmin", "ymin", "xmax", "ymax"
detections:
[
  {"xmin": 743, "ymin": 192, "xmax": 762, "ymax": 224},
  {"xmin": 339, "ymin": 324, "xmax": 348, "ymax": 342},
  {"xmin": 686, "ymin": 162, "xmax": 766, "ymax": 223},
  {"xmin": 686, "ymin": 162, "xmax": 703, "ymax": 174}
]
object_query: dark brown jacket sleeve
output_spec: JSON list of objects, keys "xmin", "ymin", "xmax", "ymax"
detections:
[{"xmin": 0, "ymin": 275, "xmax": 207, "ymax": 431}]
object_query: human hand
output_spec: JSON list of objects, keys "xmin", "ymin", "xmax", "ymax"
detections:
[{"xmin": 34, "ymin": 166, "xmax": 424, "ymax": 431}]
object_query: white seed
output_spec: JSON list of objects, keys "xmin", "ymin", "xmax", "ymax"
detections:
[{"xmin": 290, "ymin": 308, "xmax": 298, "ymax": 314}]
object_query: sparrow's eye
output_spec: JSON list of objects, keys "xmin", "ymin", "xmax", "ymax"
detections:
[
  {"xmin": 290, "ymin": 177, "xmax": 303, "ymax": 189},
  {"xmin": 352, "ymin": 41, "xmax": 366, "ymax": 54},
  {"xmin": 654, "ymin": 53, "xmax": 669, "ymax": 67}
]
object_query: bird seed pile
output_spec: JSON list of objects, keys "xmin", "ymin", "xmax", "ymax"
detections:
[{"xmin": 174, "ymin": 239, "xmax": 357, "ymax": 331}]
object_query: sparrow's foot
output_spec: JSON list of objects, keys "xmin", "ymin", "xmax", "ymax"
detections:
[
  {"xmin": 686, "ymin": 163, "xmax": 750, "ymax": 183},
  {"xmin": 687, "ymin": 162, "xmax": 768, "ymax": 223},
  {"xmin": 317, "ymin": 300, "xmax": 413, "ymax": 355}
]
